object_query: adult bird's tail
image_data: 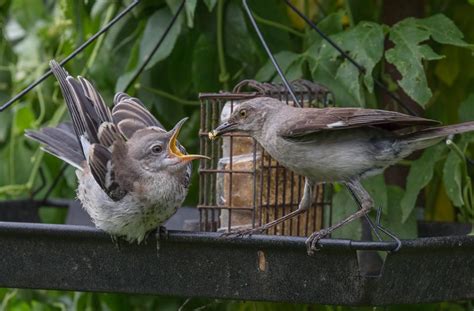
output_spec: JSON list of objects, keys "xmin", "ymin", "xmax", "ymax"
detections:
[{"xmin": 398, "ymin": 121, "xmax": 474, "ymax": 152}]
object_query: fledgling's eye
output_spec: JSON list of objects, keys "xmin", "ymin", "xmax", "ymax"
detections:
[
  {"xmin": 151, "ymin": 145, "xmax": 163, "ymax": 154},
  {"xmin": 239, "ymin": 109, "xmax": 247, "ymax": 118}
]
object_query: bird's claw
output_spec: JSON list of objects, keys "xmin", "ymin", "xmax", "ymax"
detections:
[
  {"xmin": 156, "ymin": 226, "xmax": 169, "ymax": 240},
  {"xmin": 220, "ymin": 227, "xmax": 265, "ymax": 238},
  {"xmin": 305, "ymin": 229, "xmax": 330, "ymax": 255},
  {"xmin": 155, "ymin": 226, "xmax": 169, "ymax": 255}
]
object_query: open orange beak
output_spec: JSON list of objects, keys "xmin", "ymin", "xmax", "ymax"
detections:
[{"xmin": 168, "ymin": 118, "xmax": 210, "ymax": 162}]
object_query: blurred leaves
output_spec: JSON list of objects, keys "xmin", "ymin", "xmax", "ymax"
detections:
[
  {"xmin": 309, "ymin": 21, "xmax": 384, "ymax": 106},
  {"xmin": 401, "ymin": 145, "xmax": 446, "ymax": 223},
  {"xmin": 386, "ymin": 14, "xmax": 472, "ymax": 106},
  {"xmin": 0, "ymin": 0, "xmax": 473, "ymax": 307}
]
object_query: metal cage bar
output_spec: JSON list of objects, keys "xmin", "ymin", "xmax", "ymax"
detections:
[{"xmin": 198, "ymin": 79, "xmax": 333, "ymax": 236}]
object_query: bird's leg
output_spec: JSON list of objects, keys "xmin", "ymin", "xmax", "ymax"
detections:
[
  {"xmin": 110, "ymin": 235, "xmax": 121, "ymax": 251},
  {"xmin": 306, "ymin": 178, "xmax": 374, "ymax": 255},
  {"xmin": 350, "ymin": 185, "xmax": 401, "ymax": 251},
  {"xmin": 155, "ymin": 226, "xmax": 169, "ymax": 254},
  {"xmin": 222, "ymin": 179, "xmax": 315, "ymax": 237},
  {"xmin": 347, "ymin": 185, "xmax": 383, "ymax": 242}
]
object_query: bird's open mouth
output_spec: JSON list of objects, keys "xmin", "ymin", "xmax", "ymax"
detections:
[
  {"xmin": 168, "ymin": 118, "xmax": 210, "ymax": 162},
  {"xmin": 208, "ymin": 122, "xmax": 237, "ymax": 140}
]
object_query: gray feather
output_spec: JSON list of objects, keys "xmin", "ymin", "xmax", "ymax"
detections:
[{"xmin": 25, "ymin": 122, "xmax": 85, "ymax": 169}]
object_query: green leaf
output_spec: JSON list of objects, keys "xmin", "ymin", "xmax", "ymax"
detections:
[
  {"xmin": 386, "ymin": 14, "xmax": 471, "ymax": 106},
  {"xmin": 203, "ymin": 0, "xmax": 217, "ymax": 11},
  {"xmin": 255, "ymin": 51, "xmax": 300, "ymax": 82},
  {"xmin": 443, "ymin": 142, "xmax": 465, "ymax": 207},
  {"xmin": 13, "ymin": 104, "xmax": 36, "ymax": 136},
  {"xmin": 308, "ymin": 21, "xmax": 384, "ymax": 106},
  {"xmin": 380, "ymin": 186, "xmax": 417, "ymax": 239},
  {"xmin": 139, "ymin": 7, "xmax": 182, "ymax": 71},
  {"xmin": 458, "ymin": 93, "xmax": 474, "ymax": 122},
  {"xmin": 225, "ymin": 1, "xmax": 258, "ymax": 66},
  {"xmin": 400, "ymin": 144, "xmax": 446, "ymax": 222},
  {"xmin": 191, "ymin": 34, "xmax": 220, "ymax": 92},
  {"xmin": 330, "ymin": 185, "xmax": 361, "ymax": 239},
  {"xmin": 305, "ymin": 11, "xmax": 344, "ymax": 47},
  {"xmin": 0, "ymin": 110, "xmax": 12, "ymax": 143},
  {"xmin": 362, "ymin": 174, "xmax": 388, "ymax": 215},
  {"xmin": 184, "ymin": 0, "xmax": 197, "ymax": 28}
]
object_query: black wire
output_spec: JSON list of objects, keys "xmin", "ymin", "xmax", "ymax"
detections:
[
  {"xmin": 31, "ymin": 167, "xmax": 47, "ymax": 198},
  {"xmin": 0, "ymin": 0, "xmax": 141, "ymax": 112},
  {"xmin": 283, "ymin": 0, "xmax": 418, "ymax": 116},
  {"xmin": 123, "ymin": 0, "xmax": 185, "ymax": 92},
  {"xmin": 41, "ymin": 163, "xmax": 69, "ymax": 204},
  {"xmin": 242, "ymin": 0, "xmax": 302, "ymax": 107}
]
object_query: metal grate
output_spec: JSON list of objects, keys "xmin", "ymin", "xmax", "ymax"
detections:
[{"xmin": 198, "ymin": 79, "xmax": 334, "ymax": 236}]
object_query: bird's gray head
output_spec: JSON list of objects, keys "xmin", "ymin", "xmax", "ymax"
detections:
[
  {"xmin": 127, "ymin": 118, "xmax": 208, "ymax": 173},
  {"xmin": 209, "ymin": 97, "xmax": 284, "ymax": 139}
]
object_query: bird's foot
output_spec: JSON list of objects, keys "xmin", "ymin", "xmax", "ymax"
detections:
[
  {"xmin": 220, "ymin": 227, "xmax": 265, "ymax": 238},
  {"xmin": 155, "ymin": 226, "xmax": 169, "ymax": 255},
  {"xmin": 110, "ymin": 235, "xmax": 121, "ymax": 251},
  {"xmin": 305, "ymin": 229, "xmax": 330, "ymax": 256},
  {"xmin": 156, "ymin": 226, "xmax": 169, "ymax": 240}
]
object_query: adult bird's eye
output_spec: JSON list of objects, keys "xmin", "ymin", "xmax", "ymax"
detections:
[
  {"xmin": 239, "ymin": 109, "xmax": 247, "ymax": 118},
  {"xmin": 151, "ymin": 145, "xmax": 162, "ymax": 154}
]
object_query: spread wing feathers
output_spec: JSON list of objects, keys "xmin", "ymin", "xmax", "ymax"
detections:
[
  {"xmin": 49, "ymin": 60, "xmax": 113, "ymax": 148},
  {"xmin": 88, "ymin": 144, "xmax": 127, "ymax": 201},
  {"xmin": 49, "ymin": 60, "xmax": 86, "ymax": 140},
  {"xmin": 97, "ymin": 122, "xmax": 123, "ymax": 148},
  {"xmin": 112, "ymin": 92, "xmax": 164, "ymax": 138},
  {"xmin": 25, "ymin": 122, "xmax": 85, "ymax": 170},
  {"xmin": 280, "ymin": 107, "xmax": 440, "ymax": 138},
  {"xmin": 78, "ymin": 76, "xmax": 113, "ymax": 124}
]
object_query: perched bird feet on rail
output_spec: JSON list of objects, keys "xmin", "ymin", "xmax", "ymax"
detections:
[
  {"xmin": 305, "ymin": 228, "xmax": 331, "ymax": 256},
  {"xmin": 155, "ymin": 226, "xmax": 169, "ymax": 254}
]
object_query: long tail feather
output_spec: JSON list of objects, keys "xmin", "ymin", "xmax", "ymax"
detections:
[
  {"xmin": 25, "ymin": 122, "xmax": 85, "ymax": 170},
  {"xmin": 401, "ymin": 121, "xmax": 474, "ymax": 142}
]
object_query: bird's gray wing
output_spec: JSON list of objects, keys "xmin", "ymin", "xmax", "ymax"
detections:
[
  {"xmin": 48, "ymin": 60, "xmax": 129, "ymax": 200},
  {"xmin": 88, "ymin": 122, "xmax": 129, "ymax": 201},
  {"xmin": 112, "ymin": 92, "xmax": 164, "ymax": 139},
  {"xmin": 279, "ymin": 107, "xmax": 440, "ymax": 139}
]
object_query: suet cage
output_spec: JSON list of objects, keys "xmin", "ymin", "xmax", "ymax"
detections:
[{"xmin": 198, "ymin": 79, "xmax": 334, "ymax": 236}]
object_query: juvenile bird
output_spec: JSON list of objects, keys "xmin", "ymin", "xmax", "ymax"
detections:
[
  {"xmin": 210, "ymin": 97, "xmax": 474, "ymax": 254},
  {"xmin": 26, "ymin": 60, "xmax": 208, "ymax": 244}
]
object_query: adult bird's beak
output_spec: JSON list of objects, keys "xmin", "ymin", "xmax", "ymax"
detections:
[
  {"xmin": 208, "ymin": 121, "xmax": 237, "ymax": 140},
  {"xmin": 168, "ymin": 118, "xmax": 210, "ymax": 162}
]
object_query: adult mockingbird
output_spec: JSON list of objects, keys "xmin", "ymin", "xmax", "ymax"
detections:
[
  {"xmin": 210, "ymin": 97, "xmax": 474, "ymax": 254},
  {"xmin": 26, "ymin": 60, "xmax": 208, "ymax": 244}
]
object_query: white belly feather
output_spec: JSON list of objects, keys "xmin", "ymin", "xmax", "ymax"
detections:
[{"xmin": 76, "ymin": 170, "xmax": 186, "ymax": 243}]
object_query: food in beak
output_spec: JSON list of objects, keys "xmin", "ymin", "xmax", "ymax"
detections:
[
  {"xmin": 208, "ymin": 130, "xmax": 218, "ymax": 140},
  {"xmin": 168, "ymin": 118, "xmax": 210, "ymax": 162}
]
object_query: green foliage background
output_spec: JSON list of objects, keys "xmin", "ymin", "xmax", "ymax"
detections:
[{"xmin": 0, "ymin": 0, "xmax": 473, "ymax": 309}]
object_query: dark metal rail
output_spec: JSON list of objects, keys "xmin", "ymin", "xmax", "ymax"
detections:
[{"xmin": 0, "ymin": 221, "xmax": 472, "ymax": 305}]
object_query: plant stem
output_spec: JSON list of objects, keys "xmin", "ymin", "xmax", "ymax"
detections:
[
  {"xmin": 253, "ymin": 12, "xmax": 304, "ymax": 38},
  {"xmin": 217, "ymin": 0, "xmax": 229, "ymax": 90},
  {"xmin": 85, "ymin": 3, "xmax": 116, "ymax": 72},
  {"xmin": 140, "ymin": 86, "xmax": 200, "ymax": 106}
]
